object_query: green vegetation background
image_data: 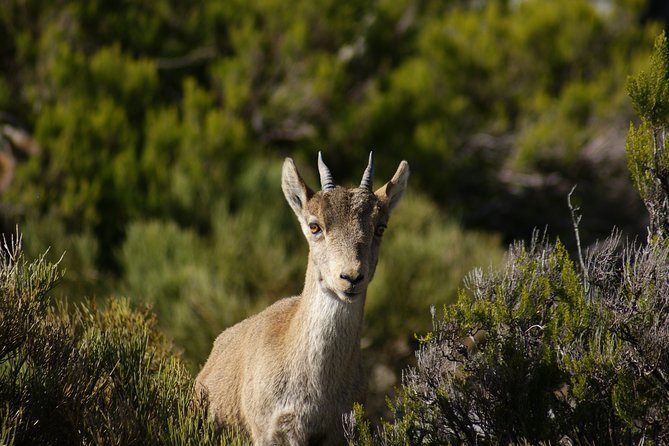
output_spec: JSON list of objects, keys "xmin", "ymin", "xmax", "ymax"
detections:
[{"xmin": 0, "ymin": 0, "xmax": 667, "ymax": 439}]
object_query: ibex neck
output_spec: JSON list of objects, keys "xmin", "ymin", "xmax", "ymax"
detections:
[{"xmin": 292, "ymin": 261, "xmax": 365, "ymax": 365}]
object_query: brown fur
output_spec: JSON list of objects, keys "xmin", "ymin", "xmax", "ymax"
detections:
[{"xmin": 195, "ymin": 156, "xmax": 409, "ymax": 445}]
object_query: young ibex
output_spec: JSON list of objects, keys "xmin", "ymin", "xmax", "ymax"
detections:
[{"xmin": 195, "ymin": 153, "xmax": 409, "ymax": 445}]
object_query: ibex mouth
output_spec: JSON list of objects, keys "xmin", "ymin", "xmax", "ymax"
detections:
[{"xmin": 339, "ymin": 290, "xmax": 362, "ymax": 303}]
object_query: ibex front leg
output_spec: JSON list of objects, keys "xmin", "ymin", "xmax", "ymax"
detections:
[{"xmin": 259, "ymin": 410, "xmax": 304, "ymax": 446}]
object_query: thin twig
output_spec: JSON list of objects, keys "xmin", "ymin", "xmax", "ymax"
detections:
[
  {"xmin": 568, "ymin": 185, "xmax": 589, "ymax": 297},
  {"xmin": 155, "ymin": 47, "xmax": 217, "ymax": 71}
]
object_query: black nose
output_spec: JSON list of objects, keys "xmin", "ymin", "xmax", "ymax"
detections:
[{"xmin": 340, "ymin": 272, "xmax": 364, "ymax": 285}]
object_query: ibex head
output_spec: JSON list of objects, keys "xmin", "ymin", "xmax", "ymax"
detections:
[{"xmin": 282, "ymin": 152, "xmax": 409, "ymax": 303}]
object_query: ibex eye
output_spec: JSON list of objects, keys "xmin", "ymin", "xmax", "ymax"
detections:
[
  {"xmin": 375, "ymin": 224, "xmax": 387, "ymax": 237},
  {"xmin": 309, "ymin": 223, "xmax": 322, "ymax": 234}
]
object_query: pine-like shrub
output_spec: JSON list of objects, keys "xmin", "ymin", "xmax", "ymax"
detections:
[
  {"xmin": 627, "ymin": 32, "xmax": 669, "ymax": 239},
  {"xmin": 346, "ymin": 233, "xmax": 668, "ymax": 445},
  {"xmin": 0, "ymin": 233, "xmax": 243, "ymax": 445},
  {"xmin": 345, "ymin": 32, "xmax": 669, "ymax": 446}
]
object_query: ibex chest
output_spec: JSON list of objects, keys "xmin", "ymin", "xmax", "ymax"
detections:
[{"xmin": 281, "ymin": 293, "xmax": 365, "ymax": 403}]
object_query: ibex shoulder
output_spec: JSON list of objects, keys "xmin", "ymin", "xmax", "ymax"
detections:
[{"xmin": 213, "ymin": 296, "xmax": 301, "ymax": 348}]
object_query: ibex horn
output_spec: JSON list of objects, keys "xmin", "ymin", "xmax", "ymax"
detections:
[
  {"xmin": 359, "ymin": 151, "xmax": 374, "ymax": 191},
  {"xmin": 318, "ymin": 151, "xmax": 336, "ymax": 191}
]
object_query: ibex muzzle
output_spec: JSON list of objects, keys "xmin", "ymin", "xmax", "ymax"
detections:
[{"xmin": 195, "ymin": 153, "xmax": 409, "ymax": 445}]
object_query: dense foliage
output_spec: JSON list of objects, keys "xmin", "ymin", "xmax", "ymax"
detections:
[
  {"xmin": 347, "ymin": 233, "xmax": 669, "ymax": 444},
  {"xmin": 627, "ymin": 32, "xmax": 669, "ymax": 239},
  {"xmin": 1, "ymin": 0, "xmax": 660, "ymax": 261},
  {"xmin": 1, "ymin": 0, "xmax": 668, "ymax": 441},
  {"xmin": 0, "ymin": 233, "xmax": 242, "ymax": 445},
  {"xmin": 345, "ymin": 32, "xmax": 669, "ymax": 445}
]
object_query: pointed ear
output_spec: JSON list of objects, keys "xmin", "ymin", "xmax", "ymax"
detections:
[
  {"xmin": 375, "ymin": 160, "xmax": 409, "ymax": 212},
  {"xmin": 282, "ymin": 158, "xmax": 313, "ymax": 218}
]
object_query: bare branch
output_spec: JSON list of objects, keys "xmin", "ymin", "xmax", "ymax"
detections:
[{"xmin": 568, "ymin": 185, "xmax": 589, "ymax": 296}]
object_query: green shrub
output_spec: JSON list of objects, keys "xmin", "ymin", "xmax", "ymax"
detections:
[
  {"xmin": 19, "ymin": 213, "xmax": 103, "ymax": 301},
  {"xmin": 346, "ymin": 31, "xmax": 669, "ymax": 446},
  {"xmin": 119, "ymin": 158, "xmax": 306, "ymax": 367},
  {"xmin": 367, "ymin": 192, "xmax": 502, "ymax": 345},
  {"xmin": 347, "ymin": 232, "xmax": 669, "ymax": 445},
  {"xmin": 3, "ymin": 0, "xmax": 660, "ymax": 264},
  {"xmin": 119, "ymin": 217, "xmax": 264, "ymax": 368},
  {"xmin": 0, "ymin": 234, "xmax": 244, "ymax": 445},
  {"xmin": 626, "ymin": 32, "xmax": 669, "ymax": 239}
]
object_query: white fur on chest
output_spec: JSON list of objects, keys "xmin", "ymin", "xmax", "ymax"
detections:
[{"xmin": 278, "ymin": 289, "xmax": 364, "ymax": 427}]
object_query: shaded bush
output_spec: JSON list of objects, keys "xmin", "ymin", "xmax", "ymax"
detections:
[
  {"xmin": 345, "ymin": 32, "xmax": 669, "ymax": 446},
  {"xmin": 0, "ymin": 234, "xmax": 243, "ymax": 445},
  {"xmin": 367, "ymin": 192, "xmax": 502, "ymax": 345},
  {"xmin": 2, "ymin": 0, "xmax": 661, "ymax": 266},
  {"xmin": 347, "ymin": 232, "xmax": 669, "ymax": 445}
]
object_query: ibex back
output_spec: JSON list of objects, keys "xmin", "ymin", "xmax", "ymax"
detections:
[{"xmin": 195, "ymin": 153, "xmax": 409, "ymax": 445}]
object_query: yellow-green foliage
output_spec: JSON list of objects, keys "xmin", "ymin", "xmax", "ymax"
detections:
[
  {"xmin": 625, "ymin": 120, "xmax": 656, "ymax": 200},
  {"xmin": 3, "ymin": 0, "xmax": 659, "ymax": 265},
  {"xmin": 367, "ymin": 192, "xmax": 503, "ymax": 344},
  {"xmin": 628, "ymin": 32, "xmax": 669, "ymax": 126},
  {"xmin": 625, "ymin": 31, "xmax": 669, "ymax": 238},
  {"xmin": 1, "ymin": 1, "xmax": 667, "ymax": 443},
  {"xmin": 0, "ymin": 236, "xmax": 244, "ymax": 445},
  {"xmin": 348, "ymin": 233, "xmax": 669, "ymax": 445}
]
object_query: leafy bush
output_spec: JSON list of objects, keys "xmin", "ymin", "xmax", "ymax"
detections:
[
  {"xmin": 2, "ymin": 0, "xmax": 661, "ymax": 262},
  {"xmin": 3, "ymin": 2, "xmax": 669, "ymax": 442},
  {"xmin": 0, "ymin": 234, "xmax": 243, "ymax": 445},
  {"xmin": 347, "ymin": 232, "xmax": 669, "ymax": 445},
  {"xmin": 367, "ymin": 192, "xmax": 502, "ymax": 345},
  {"xmin": 627, "ymin": 32, "xmax": 669, "ymax": 239},
  {"xmin": 345, "ymin": 32, "xmax": 669, "ymax": 446}
]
